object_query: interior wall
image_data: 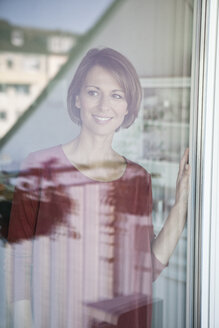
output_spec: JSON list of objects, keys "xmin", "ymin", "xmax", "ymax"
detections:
[{"xmin": 88, "ymin": 0, "xmax": 193, "ymax": 77}]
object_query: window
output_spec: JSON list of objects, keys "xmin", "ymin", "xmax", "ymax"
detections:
[
  {"xmin": 0, "ymin": 84, "xmax": 30, "ymax": 95},
  {"xmin": 0, "ymin": 111, "xmax": 7, "ymax": 120},
  {"xmin": 15, "ymin": 84, "xmax": 30, "ymax": 95},
  {"xmin": 0, "ymin": 84, "xmax": 6, "ymax": 93},
  {"xmin": 113, "ymin": 77, "xmax": 190, "ymax": 327},
  {"xmin": 6, "ymin": 59, "xmax": 14, "ymax": 69},
  {"xmin": 47, "ymin": 35, "xmax": 75, "ymax": 53},
  {"xmin": 23, "ymin": 57, "xmax": 40, "ymax": 71},
  {"xmin": 11, "ymin": 30, "xmax": 24, "ymax": 47},
  {"xmin": 1, "ymin": 0, "xmax": 204, "ymax": 327}
]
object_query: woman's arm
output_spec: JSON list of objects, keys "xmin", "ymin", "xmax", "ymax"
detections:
[{"xmin": 151, "ymin": 148, "xmax": 190, "ymax": 265}]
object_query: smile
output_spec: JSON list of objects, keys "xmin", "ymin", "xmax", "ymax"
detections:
[{"xmin": 93, "ymin": 115, "xmax": 112, "ymax": 124}]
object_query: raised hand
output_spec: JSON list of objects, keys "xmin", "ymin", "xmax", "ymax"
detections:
[
  {"xmin": 175, "ymin": 148, "xmax": 191, "ymax": 208},
  {"xmin": 152, "ymin": 148, "xmax": 191, "ymax": 265}
]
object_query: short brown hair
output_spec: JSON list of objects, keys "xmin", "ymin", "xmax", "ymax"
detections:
[{"xmin": 67, "ymin": 48, "xmax": 142, "ymax": 129}]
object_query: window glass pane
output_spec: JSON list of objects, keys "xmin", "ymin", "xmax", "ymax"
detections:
[
  {"xmin": 113, "ymin": 79, "xmax": 191, "ymax": 327},
  {"xmin": 0, "ymin": 1, "xmax": 194, "ymax": 327}
]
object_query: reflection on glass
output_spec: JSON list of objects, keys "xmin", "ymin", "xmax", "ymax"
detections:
[
  {"xmin": 0, "ymin": 0, "xmax": 194, "ymax": 324},
  {"xmin": 1, "ymin": 45, "xmax": 190, "ymax": 328},
  {"xmin": 113, "ymin": 78, "xmax": 190, "ymax": 328},
  {"xmin": 7, "ymin": 149, "xmax": 165, "ymax": 327}
]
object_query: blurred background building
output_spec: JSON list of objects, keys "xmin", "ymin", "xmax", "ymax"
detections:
[{"xmin": 0, "ymin": 19, "xmax": 78, "ymax": 138}]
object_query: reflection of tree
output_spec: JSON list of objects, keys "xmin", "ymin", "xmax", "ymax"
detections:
[
  {"xmin": 7, "ymin": 158, "xmax": 81, "ymax": 242},
  {"xmin": 0, "ymin": 200, "xmax": 12, "ymax": 240},
  {"xmin": 0, "ymin": 171, "xmax": 15, "ymax": 240},
  {"xmin": 105, "ymin": 177, "xmax": 151, "ymax": 216}
]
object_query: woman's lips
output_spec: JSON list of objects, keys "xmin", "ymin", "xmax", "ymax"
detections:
[{"xmin": 92, "ymin": 115, "xmax": 112, "ymax": 124}]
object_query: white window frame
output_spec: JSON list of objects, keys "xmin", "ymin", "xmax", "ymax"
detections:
[
  {"xmin": 190, "ymin": 0, "xmax": 219, "ymax": 327},
  {"xmin": 200, "ymin": 0, "xmax": 219, "ymax": 326}
]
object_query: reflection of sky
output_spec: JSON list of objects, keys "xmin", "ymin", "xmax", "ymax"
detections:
[{"xmin": 0, "ymin": 0, "xmax": 113, "ymax": 34}]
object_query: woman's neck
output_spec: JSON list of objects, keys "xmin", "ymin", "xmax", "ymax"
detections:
[
  {"xmin": 65, "ymin": 129, "xmax": 117, "ymax": 166},
  {"xmin": 62, "ymin": 129, "xmax": 126, "ymax": 182}
]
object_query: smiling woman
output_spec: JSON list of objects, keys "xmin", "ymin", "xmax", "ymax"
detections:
[
  {"xmin": 7, "ymin": 48, "xmax": 190, "ymax": 328},
  {"xmin": 64, "ymin": 48, "xmax": 143, "ymax": 181},
  {"xmin": 75, "ymin": 65, "xmax": 128, "ymax": 135},
  {"xmin": 67, "ymin": 48, "xmax": 142, "ymax": 129}
]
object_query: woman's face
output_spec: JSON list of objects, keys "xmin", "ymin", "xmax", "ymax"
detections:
[{"xmin": 75, "ymin": 65, "xmax": 128, "ymax": 137}]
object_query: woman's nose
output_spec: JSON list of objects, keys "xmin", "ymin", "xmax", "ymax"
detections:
[{"xmin": 98, "ymin": 95, "xmax": 110, "ymax": 112}]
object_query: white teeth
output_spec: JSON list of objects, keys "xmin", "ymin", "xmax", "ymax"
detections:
[{"xmin": 94, "ymin": 115, "xmax": 111, "ymax": 121}]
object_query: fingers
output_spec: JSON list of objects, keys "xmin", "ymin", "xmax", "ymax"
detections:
[
  {"xmin": 185, "ymin": 162, "xmax": 191, "ymax": 177},
  {"xmin": 180, "ymin": 161, "xmax": 191, "ymax": 188},
  {"xmin": 175, "ymin": 151, "xmax": 191, "ymax": 204},
  {"xmin": 178, "ymin": 148, "xmax": 189, "ymax": 177}
]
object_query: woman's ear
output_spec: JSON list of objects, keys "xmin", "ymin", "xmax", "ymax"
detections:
[{"xmin": 75, "ymin": 95, "xmax": 81, "ymax": 109}]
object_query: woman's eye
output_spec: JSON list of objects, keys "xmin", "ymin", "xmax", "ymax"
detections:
[
  {"xmin": 112, "ymin": 93, "xmax": 123, "ymax": 99},
  {"xmin": 87, "ymin": 90, "xmax": 98, "ymax": 96}
]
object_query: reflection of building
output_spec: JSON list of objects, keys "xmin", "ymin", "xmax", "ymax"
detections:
[{"xmin": 0, "ymin": 20, "xmax": 78, "ymax": 137}]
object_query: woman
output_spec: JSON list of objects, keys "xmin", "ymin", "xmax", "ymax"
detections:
[{"xmin": 8, "ymin": 48, "xmax": 190, "ymax": 327}]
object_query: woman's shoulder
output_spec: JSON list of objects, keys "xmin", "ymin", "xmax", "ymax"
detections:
[
  {"xmin": 21, "ymin": 145, "xmax": 64, "ymax": 169},
  {"xmin": 125, "ymin": 158, "xmax": 151, "ymax": 181}
]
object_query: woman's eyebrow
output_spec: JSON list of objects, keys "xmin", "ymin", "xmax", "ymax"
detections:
[
  {"xmin": 84, "ymin": 85, "xmax": 125, "ymax": 93},
  {"xmin": 84, "ymin": 84, "xmax": 100, "ymax": 89},
  {"xmin": 112, "ymin": 89, "xmax": 125, "ymax": 93}
]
